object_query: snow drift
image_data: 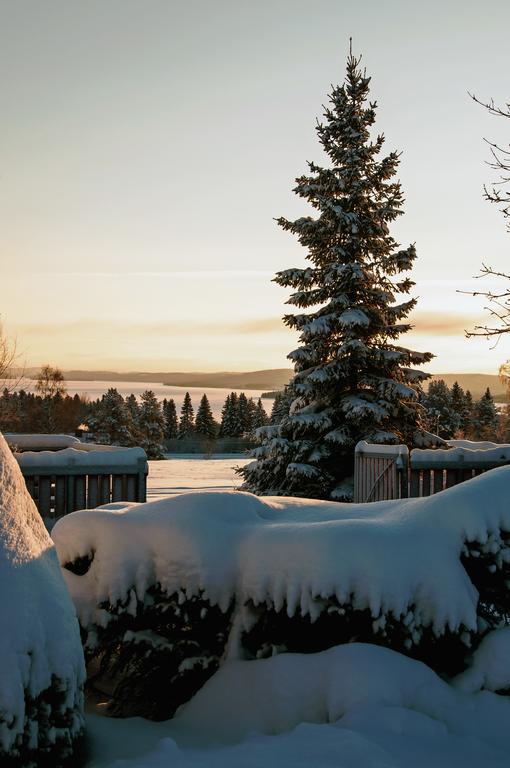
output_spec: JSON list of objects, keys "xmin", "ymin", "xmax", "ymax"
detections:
[
  {"xmin": 52, "ymin": 467, "xmax": 510, "ymax": 718},
  {"xmin": 0, "ymin": 432, "xmax": 85, "ymax": 766}
]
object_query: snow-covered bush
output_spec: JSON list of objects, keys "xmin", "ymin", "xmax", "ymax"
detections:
[
  {"xmin": 0, "ymin": 432, "xmax": 85, "ymax": 766},
  {"xmin": 52, "ymin": 469, "xmax": 510, "ymax": 719},
  {"xmin": 79, "ymin": 585, "xmax": 233, "ymax": 719}
]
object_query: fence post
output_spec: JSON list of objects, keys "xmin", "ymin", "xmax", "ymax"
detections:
[{"xmin": 354, "ymin": 442, "xmax": 409, "ymax": 503}]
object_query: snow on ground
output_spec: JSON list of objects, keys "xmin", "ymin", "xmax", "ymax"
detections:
[
  {"xmin": 85, "ymin": 642, "xmax": 510, "ymax": 768},
  {"xmin": 147, "ymin": 455, "xmax": 250, "ymax": 501}
]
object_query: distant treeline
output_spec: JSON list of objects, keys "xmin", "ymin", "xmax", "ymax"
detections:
[{"xmin": 0, "ymin": 384, "xmax": 278, "ymax": 458}]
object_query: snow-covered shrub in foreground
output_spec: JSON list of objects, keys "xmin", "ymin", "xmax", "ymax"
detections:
[
  {"xmin": 52, "ymin": 468, "xmax": 510, "ymax": 718},
  {"xmin": 0, "ymin": 433, "xmax": 85, "ymax": 766}
]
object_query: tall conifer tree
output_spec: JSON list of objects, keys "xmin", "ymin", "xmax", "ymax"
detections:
[
  {"xmin": 241, "ymin": 49, "xmax": 433, "ymax": 500},
  {"xmin": 178, "ymin": 392, "xmax": 195, "ymax": 438},
  {"xmin": 163, "ymin": 398, "xmax": 178, "ymax": 439},
  {"xmin": 138, "ymin": 390, "xmax": 165, "ymax": 458},
  {"xmin": 195, "ymin": 394, "xmax": 217, "ymax": 438}
]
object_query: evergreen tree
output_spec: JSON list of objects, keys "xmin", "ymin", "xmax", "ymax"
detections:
[
  {"xmin": 163, "ymin": 398, "xmax": 178, "ymax": 439},
  {"xmin": 250, "ymin": 398, "xmax": 269, "ymax": 431},
  {"xmin": 195, "ymin": 394, "xmax": 217, "ymax": 439},
  {"xmin": 422, "ymin": 380, "xmax": 459, "ymax": 439},
  {"xmin": 219, "ymin": 392, "xmax": 242, "ymax": 437},
  {"xmin": 126, "ymin": 393, "xmax": 140, "ymax": 423},
  {"xmin": 87, "ymin": 388, "xmax": 135, "ymax": 446},
  {"xmin": 270, "ymin": 389, "xmax": 293, "ymax": 425},
  {"xmin": 178, "ymin": 391, "xmax": 195, "ymax": 438},
  {"xmin": 237, "ymin": 392, "xmax": 252, "ymax": 435},
  {"xmin": 463, "ymin": 390, "xmax": 475, "ymax": 437},
  {"xmin": 138, "ymin": 390, "xmax": 165, "ymax": 459},
  {"xmin": 240, "ymin": 50, "xmax": 433, "ymax": 500},
  {"xmin": 473, "ymin": 387, "xmax": 499, "ymax": 440},
  {"xmin": 450, "ymin": 381, "xmax": 472, "ymax": 436}
]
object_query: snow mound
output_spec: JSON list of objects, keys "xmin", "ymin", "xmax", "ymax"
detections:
[
  {"xmin": 0, "ymin": 432, "xmax": 85, "ymax": 763},
  {"xmin": 4, "ymin": 433, "xmax": 81, "ymax": 451},
  {"xmin": 16, "ymin": 445, "xmax": 146, "ymax": 468},
  {"xmin": 454, "ymin": 627, "xmax": 510, "ymax": 694},
  {"xmin": 53, "ymin": 467, "xmax": 510, "ymax": 637},
  {"xmin": 172, "ymin": 643, "xmax": 509, "ymax": 747},
  {"xmin": 86, "ymin": 643, "xmax": 510, "ymax": 768}
]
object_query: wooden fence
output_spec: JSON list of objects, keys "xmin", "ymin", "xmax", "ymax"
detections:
[
  {"xmin": 15, "ymin": 446, "xmax": 148, "ymax": 523},
  {"xmin": 354, "ymin": 441, "xmax": 510, "ymax": 502}
]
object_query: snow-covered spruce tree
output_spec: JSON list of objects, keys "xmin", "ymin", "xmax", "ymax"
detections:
[
  {"xmin": 138, "ymin": 390, "xmax": 165, "ymax": 459},
  {"xmin": 195, "ymin": 394, "xmax": 217, "ymax": 439},
  {"xmin": 86, "ymin": 388, "xmax": 137, "ymax": 446},
  {"xmin": 240, "ymin": 51, "xmax": 433, "ymax": 500}
]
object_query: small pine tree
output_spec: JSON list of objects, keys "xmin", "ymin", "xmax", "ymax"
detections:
[
  {"xmin": 422, "ymin": 380, "xmax": 460, "ymax": 439},
  {"xmin": 178, "ymin": 392, "xmax": 195, "ymax": 438},
  {"xmin": 250, "ymin": 398, "xmax": 269, "ymax": 431},
  {"xmin": 138, "ymin": 390, "xmax": 165, "ymax": 459},
  {"xmin": 240, "ymin": 50, "xmax": 433, "ymax": 500},
  {"xmin": 450, "ymin": 382, "xmax": 472, "ymax": 436},
  {"xmin": 195, "ymin": 394, "xmax": 217, "ymax": 439},
  {"xmin": 219, "ymin": 392, "xmax": 242, "ymax": 437},
  {"xmin": 126, "ymin": 393, "xmax": 140, "ymax": 422},
  {"xmin": 270, "ymin": 389, "xmax": 293, "ymax": 425},
  {"xmin": 237, "ymin": 392, "xmax": 252, "ymax": 435},
  {"xmin": 463, "ymin": 390, "xmax": 475, "ymax": 436},
  {"xmin": 163, "ymin": 398, "xmax": 179, "ymax": 439},
  {"xmin": 473, "ymin": 388, "xmax": 499, "ymax": 440}
]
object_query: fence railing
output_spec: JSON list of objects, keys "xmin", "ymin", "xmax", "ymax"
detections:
[
  {"xmin": 354, "ymin": 441, "xmax": 510, "ymax": 502},
  {"xmin": 14, "ymin": 444, "xmax": 148, "ymax": 524}
]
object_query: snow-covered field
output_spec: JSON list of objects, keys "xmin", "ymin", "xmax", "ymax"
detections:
[{"xmin": 146, "ymin": 455, "xmax": 250, "ymax": 500}]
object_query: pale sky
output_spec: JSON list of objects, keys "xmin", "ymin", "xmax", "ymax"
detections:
[{"xmin": 1, "ymin": 0, "xmax": 509, "ymax": 374}]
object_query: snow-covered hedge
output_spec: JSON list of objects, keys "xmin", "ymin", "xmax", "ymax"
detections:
[
  {"xmin": 52, "ymin": 469, "xmax": 510, "ymax": 718},
  {"xmin": 0, "ymin": 433, "xmax": 85, "ymax": 766}
]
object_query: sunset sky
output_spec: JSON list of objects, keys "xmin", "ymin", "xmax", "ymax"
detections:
[{"xmin": 1, "ymin": 0, "xmax": 509, "ymax": 374}]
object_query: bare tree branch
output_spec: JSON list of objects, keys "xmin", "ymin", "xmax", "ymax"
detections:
[{"xmin": 461, "ymin": 96, "xmax": 510, "ymax": 341}]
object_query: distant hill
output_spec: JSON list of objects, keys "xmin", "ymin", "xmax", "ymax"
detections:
[
  {"xmin": 13, "ymin": 368, "xmax": 507, "ymax": 401},
  {"xmin": 19, "ymin": 368, "xmax": 294, "ymax": 392},
  {"xmin": 428, "ymin": 374, "xmax": 507, "ymax": 401}
]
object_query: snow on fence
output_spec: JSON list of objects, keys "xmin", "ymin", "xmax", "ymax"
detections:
[
  {"xmin": 12, "ymin": 442, "xmax": 148, "ymax": 523},
  {"xmin": 355, "ymin": 440, "xmax": 510, "ymax": 502}
]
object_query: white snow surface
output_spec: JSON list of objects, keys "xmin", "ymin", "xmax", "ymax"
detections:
[
  {"xmin": 4, "ymin": 432, "xmax": 81, "ymax": 450},
  {"xmin": 53, "ymin": 466, "xmax": 510, "ymax": 635},
  {"xmin": 16, "ymin": 445, "xmax": 147, "ymax": 468},
  {"xmin": 448, "ymin": 439, "xmax": 510, "ymax": 450},
  {"xmin": 412, "ymin": 445, "xmax": 510, "ymax": 465},
  {"xmin": 86, "ymin": 643, "xmax": 510, "ymax": 768},
  {"xmin": 0, "ymin": 432, "xmax": 85, "ymax": 750},
  {"xmin": 454, "ymin": 627, "xmax": 510, "ymax": 694}
]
